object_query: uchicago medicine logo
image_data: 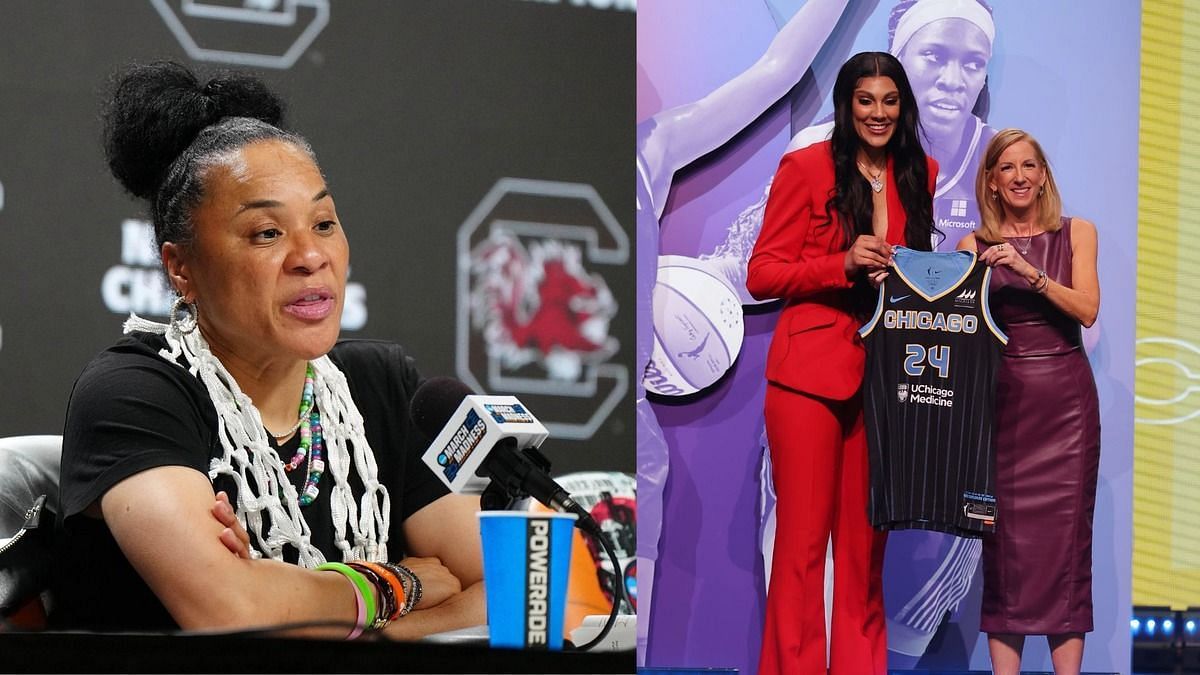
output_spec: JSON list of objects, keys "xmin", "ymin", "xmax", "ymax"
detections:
[
  {"xmin": 458, "ymin": 178, "xmax": 628, "ymax": 441},
  {"xmin": 151, "ymin": 0, "xmax": 329, "ymax": 69}
]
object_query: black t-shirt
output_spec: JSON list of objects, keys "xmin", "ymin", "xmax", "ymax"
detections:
[{"xmin": 49, "ymin": 332, "xmax": 449, "ymax": 631}]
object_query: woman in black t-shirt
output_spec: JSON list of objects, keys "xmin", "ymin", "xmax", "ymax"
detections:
[{"xmin": 52, "ymin": 62, "xmax": 484, "ymax": 638}]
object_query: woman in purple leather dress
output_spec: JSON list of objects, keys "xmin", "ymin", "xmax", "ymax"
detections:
[{"xmin": 956, "ymin": 128, "xmax": 1100, "ymax": 675}]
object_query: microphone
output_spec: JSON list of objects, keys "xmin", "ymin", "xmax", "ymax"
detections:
[
  {"xmin": 412, "ymin": 377, "xmax": 628, "ymax": 652},
  {"xmin": 411, "ymin": 377, "xmax": 584, "ymax": 516}
]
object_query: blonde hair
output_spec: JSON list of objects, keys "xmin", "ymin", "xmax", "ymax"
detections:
[{"xmin": 974, "ymin": 128, "xmax": 1063, "ymax": 244}]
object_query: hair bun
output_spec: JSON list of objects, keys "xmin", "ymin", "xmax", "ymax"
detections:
[
  {"xmin": 200, "ymin": 73, "xmax": 284, "ymax": 127},
  {"xmin": 103, "ymin": 61, "xmax": 286, "ymax": 200}
]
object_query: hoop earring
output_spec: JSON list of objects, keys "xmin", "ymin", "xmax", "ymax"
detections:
[{"xmin": 170, "ymin": 296, "xmax": 198, "ymax": 335}]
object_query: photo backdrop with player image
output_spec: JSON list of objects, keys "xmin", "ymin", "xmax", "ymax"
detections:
[{"xmin": 638, "ymin": 0, "xmax": 1137, "ymax": 672}]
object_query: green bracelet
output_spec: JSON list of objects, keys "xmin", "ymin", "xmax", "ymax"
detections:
[{"xmin": 317, "ymin": 562, "xmax": 377, "ymax": 633}]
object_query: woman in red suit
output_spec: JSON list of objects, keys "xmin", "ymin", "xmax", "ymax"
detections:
[{"xmin": 747, "ymin": 52, "xmax": 937, "ymax": 675}]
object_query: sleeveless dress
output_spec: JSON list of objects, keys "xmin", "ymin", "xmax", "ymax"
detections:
[{"xmin": 976, "ymin": 217, "xmax": 1100, "ymax": 634}]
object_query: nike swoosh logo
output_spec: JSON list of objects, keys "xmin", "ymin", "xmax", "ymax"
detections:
[{"xmin": 889, "ymin": 294, "xmax": 911, "ymax": 303}]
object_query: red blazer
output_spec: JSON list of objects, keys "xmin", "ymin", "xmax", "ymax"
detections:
[{"xmin": 747, "ymin": 140, "xmax": 938, "ymax": 400}]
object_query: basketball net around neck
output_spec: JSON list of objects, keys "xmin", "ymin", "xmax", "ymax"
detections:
[{"xmin": 123, "ymin": 313, "xmax": 390, "ymax": 567}]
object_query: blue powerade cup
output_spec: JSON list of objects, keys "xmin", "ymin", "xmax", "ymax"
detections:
[{"xmin": 477, "ymin": 511, "xmax": 577, "ymax": 650}]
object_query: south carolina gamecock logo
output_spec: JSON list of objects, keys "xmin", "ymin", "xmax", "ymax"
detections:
[
  {"xmin": 470, "ymin": 232, "xmax": 617, "ymax": 381},
  {"xmin": 456, "ymin": 178, "xmax": 629, "ymax": 440}
]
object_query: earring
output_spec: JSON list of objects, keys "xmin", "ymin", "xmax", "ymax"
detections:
[
  {"xmin": 1039, "ymin": 186, "xmax": 1045, "ymax": 196},
  {"xmin": 991, "ymin": 191, "xmax": 999, "ymax": 201},
  {"xmin": 169, "ymin": 296, "xmax": 198, "ymax": 335}
]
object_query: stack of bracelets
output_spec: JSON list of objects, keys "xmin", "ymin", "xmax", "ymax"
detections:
[{"xmin": 316, "ymin": 561, "xmax": 425, "ymax": 639}]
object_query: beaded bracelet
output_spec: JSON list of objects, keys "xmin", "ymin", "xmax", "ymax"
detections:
[
  {"xmin": 316, "ymin": 562, "xmax": 376, "ymax": 640},
  {"xmin": 398, "ymin": 564, "xmax": 423, "ymax": 612},
  {"xmin": 347, "ymin": 562, "xmax": 396, "ymax": 629},
  {"xmin": 357, "ymin": 561, "xmax": 407, "ymax": 621},
  {"xmin": 384, "ymin": 562, "xmax": 423, "ymax": 615},
  {"xmin": 378, "ymin": 561, "xmax": 418, "ymax": 615}
]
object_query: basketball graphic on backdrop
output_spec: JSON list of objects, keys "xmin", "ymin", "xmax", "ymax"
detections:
[{"xmin": 644, "ymin": 255, "xmax": 744, "ymax": 396}]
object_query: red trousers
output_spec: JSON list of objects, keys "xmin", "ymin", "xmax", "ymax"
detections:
[{"xmin": 758, "ymin": 383, "xmax": 888, "ymax": 675}]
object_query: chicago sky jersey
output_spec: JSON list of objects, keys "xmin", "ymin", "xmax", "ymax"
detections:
[{"xmin": 859, "ymin": 247, "xmax": 1007, "ymax": 537}]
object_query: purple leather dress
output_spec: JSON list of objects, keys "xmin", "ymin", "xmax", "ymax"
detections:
[{"xmin": 976, "ymin": 217, "xmax": 1100, "ymax": 634}]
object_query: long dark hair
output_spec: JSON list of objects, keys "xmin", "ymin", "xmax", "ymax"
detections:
[{"xmin": 825, "ymin": 52, "xmax": 934, "ymax": 255}]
